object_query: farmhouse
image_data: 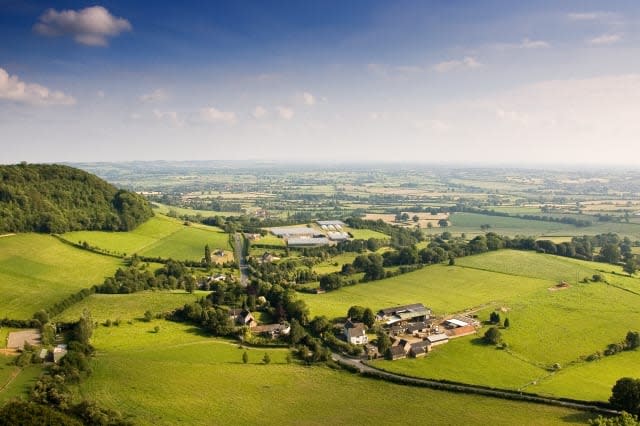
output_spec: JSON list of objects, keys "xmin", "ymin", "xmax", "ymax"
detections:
[
  {"xmin": 53, "ymin": 344, "xmax": 68, "ymax": 363},
  {"xmin": 343, "ymin": 319, "xmax": 368, "ymax": 345},
  {"xmin": 228, "ymin": 309, "xmax": 257, "ymax": 328},
  {"xmin": 388, "ymin": 345, "xmax": 407, "ymax": 360},
  {"xmin": 260, "ymin": 252, "xmax": 281, "ymax": 263},
  {"xmin": 376, "ymin": 303, "xmax": 431, "ymax": 325}
]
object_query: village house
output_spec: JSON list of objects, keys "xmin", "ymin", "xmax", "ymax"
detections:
[
  {"xmin": 409, "ymin": 340, "xmax": 431, "ymax": 358},
  {"xmin": 228, "ymin": 309, "xmax": 257, "ymax": 328},
  {"xmin": 343, "ymin": 319, "xmax": 368, "ymax": 345}
]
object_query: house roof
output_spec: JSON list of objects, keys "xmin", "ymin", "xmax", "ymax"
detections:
[
  {"xmin": 406, "ymin": 322, "xmax": 428, "ymax": 333},
  {"xmin": 378, "ymin": 303, "xmax": 430, "ymax": 318},
  {"xmin": 389, "ymin": 345, "xmax": 407, "ymax": 357}
]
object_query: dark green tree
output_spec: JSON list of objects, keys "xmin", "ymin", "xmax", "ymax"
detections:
[
  {"xmin": 610, "ymin": 377, "xmax": 640, "ymax": 415},
  {"xmin": 626, "ymin": 331, "xmax": 640, "ymax": 350},
  {"xmin": 624, "ymin": 258, "xmax": 637, "ymax": 276},
  {"xmin": 242, "ymin": 351, "xmax": 249, "ymax": 364},
  {"xmin": 362, "ymin": 308, "xmax": 375, "ymax": 328},
  {"xmin": 376, "ymin": 331, "xmax": 391, "ymax": 354},
  {"xmin": 503, "ymin": 318, "xmax": 510, "ymax": 328},
  {"xmin": 75, "ymin": 309, "xmax": 94, "ymax": 346},
  {"xmin": 262, "ymin": 352, "xmax": 271, "ymax": 364},
  {"xmin": 483, "ymin": 327, "xmax": 502, "ymax": 345},
  {"xmin": 204, "ymin": 244, "xmax": 212, "ymax": 267}
]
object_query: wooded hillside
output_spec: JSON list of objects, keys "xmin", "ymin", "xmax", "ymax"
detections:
[{"xmin": 0, "ymin": 163, "xmax": 153, "ymax": 233}]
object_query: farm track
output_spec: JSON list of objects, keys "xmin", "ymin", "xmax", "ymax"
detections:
[
  {"xmin": 332, "ymin": 353, "xmax": 618, "ymax": 416},
  {"xmin": 0, "ymin": 367, "xmax": 21, "ymax": 394}
]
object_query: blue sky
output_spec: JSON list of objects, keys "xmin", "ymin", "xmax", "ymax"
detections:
[{"xmin": 1, "ymin": 0, "xmax": 639, "ymax": 164}]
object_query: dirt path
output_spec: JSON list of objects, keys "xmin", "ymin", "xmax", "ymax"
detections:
[
  {"xmin": 0, "ymin": 368, "xmax": 21, "ymax": 394},
  {"xmin": 0, "ymin": 233, "xmax": 16, "ymax": 238},
  {"xmin": 0, "ymin": 348, "xmax": 19, "ymax": 356}
]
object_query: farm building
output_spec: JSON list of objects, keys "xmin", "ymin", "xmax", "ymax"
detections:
[
  {"xmin": 287, "ymin": 237, "xmax": 330, "ymax": 247},
  {"xmin": 343, "ymin": 319, "xmax": 368, "ymax": 345},
  {"xmin": 409, "ymin": 341, "xmax": 431, "ymax": 358},
  {"xmin": 376, "ymin": 303, "xmax": 431, "ymax": 325},
  {"xmin": 270, "ymin": 227, "xmax": 320, "ymax": 238},
  {"xmin": 426, "ymin": 333, "xmax": 449, "ymax": 347},
  {"xmin": 260, "ymin": 252, "xmax": 281, "ymax": 263},
  {"xmin": 317, "ymin": 220, "xmax": 345, "ymax": 227},
  {"xmin": 327, "ymin": 231, "xmax": 350, "ymax": 242},
  {"xmin": 6, "ymin": 329, "xmax": 41, "ymax": 350},
  {"xmin": 53, "ymin": 344, "xmax": 68, "ymax": 363},
  {"xmin": 388, "ymin": 345, "xmax": 407, "ymax": 360},
  {"xmin": 252, "ymin": 323, "xmax": 291, "ymax": 339}
]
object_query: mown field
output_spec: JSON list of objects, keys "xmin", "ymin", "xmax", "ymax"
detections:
[
  {"xmin": 75, "ymin": 321, "xmax": 592, "ymax": 425},
  {"xmin": 0, "ymin": 364, "xmax": 42, "ymax": 404},
  {"xmin": 63, "ymin": 215, "xmax": 231, "ymax": 261},
  {"xmin": 54, "ymin": 291, "xmax": 209, "ymax": 323},
  {"xmin": 0, "ymin": 234, "xmax": 122, "ymax": 319},
  {"xmin": 312, "ymin": 253, "xmax": 359, "ymax": 275},
  {"xmin": 361, "ymin": 250, "xmax": 640, "ymax": 401}
]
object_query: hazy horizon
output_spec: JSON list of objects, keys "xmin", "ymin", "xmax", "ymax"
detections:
[{"xmin": 2, "ymin": 1, "xmax": 640, "ymax": 165}]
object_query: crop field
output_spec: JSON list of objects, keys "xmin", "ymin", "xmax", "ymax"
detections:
[
  {"xmin": 54, "ymin": 291, "xmax": 209, "ymax": 323},
  {"xmin": 0, "ymin": 234, "xmax": 122, "ymax": 319},
  {"xmin": 252, "ymin": 234, "xmax": 285, "ymax": 246},
  {"xmin": 152, "ymin": 202, "xmax": 242, "ymax": 217},
  {"xmin": 449, "ymin": 213, "xmax": 570, "ymax": 235},
  {"xmin": 76, "ymin": 321, "xmax": 592, "ymax": 425},
  {"xmin": 63, "ymin": 215, "xmax": 231, "ymax": 261}
]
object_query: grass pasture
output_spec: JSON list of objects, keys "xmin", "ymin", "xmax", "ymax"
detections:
[
  {"xmin": 0, "ymin": 234, "xmax": 122, "ymax": 320},
  {"xmin": 54, "ymin": 291, "xmax": 209, "ymax": 323},
  {"xmin": 312, "ymin": 253, "xmax": 359, "ymax": 275},
  {"xmin": 63, "ymin": 215, "xmax": 231, "ymax": 262},
  {"xmin": 0, "ymin": 364, "xmax": 42, "ymax": 404},
  {"xmin": 345, "ymin": 227, "xmax": 390, "ymax": 240},
  {"xmin": 344, "ymin": 250, "xmax": 640, "ymax": 400},
  {"xmin": 77, "ymin": 321, "xmax": 591, "ymax": 425}
]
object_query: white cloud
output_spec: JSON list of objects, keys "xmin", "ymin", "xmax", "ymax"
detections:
[
  {"xmin": 277, "ymin": 106, "xmax": 294, "ymax": 120},
  {"xmin": 200, "ymin": 107, "xmax": 237, "ymax": 124},
  {"xmin": 589, "ymin": 33, "xmax": 621, "ymax": 45},
  {"xmin": 413, "ymin": 119, "xmax": 450, "ymax": 132},
  {"xmin": 302, "ymin": 92, "xmax": 316, "ymax": 106},
  {"xmin": 433, "ymin": 56, "xmax": 482, "ymax": 73},
  {"xmin": 139, "ymin": 89, "xmax": 167, "ymax": 103},
  {"xmin": 496, "ymin": 38, "xmax": 550, "ymax": 50},
  {"xmin": 97, "ymin": 90, "xmax": 105, "ymax": 98},
  {"xmin": 153, "ymin": 109, "xmax": 183, "ymax": 127},
  {"xmin": 252, "ymin": 106, "xmax": 267, "ymax": 119},
  {"xmin": 568, "ymin": 12, "xmax": 613, "ymax": 21},
  {"xmin": 0, "ymin": 67, "xmax": 75, "ymax": 106},
  {"xmin": 34, "ymin": 6, "xmax": 132, "ymax": 47}
]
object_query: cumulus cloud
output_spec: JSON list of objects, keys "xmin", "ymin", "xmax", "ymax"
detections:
[
  {"xmin": 496, "ymin": 38, "xmax": 550, "ymax": 50},
  {"xmin": 302, "ymin": 92, "xmax": 316, "ymax": 106},
  {"xmin": 568, "ymin": 11, "xmax": 613, "ymax": 21},
  {"xmin": 252, "ymin": 106, "xmax": 267, "ymax": 119},
  {"xmin": 0, "ymin": 67, "xmax": 75, "ymax": 106},
  {"xmin": 200, "ymin": 107, "xmax": 237, "ymax": 124},
  {"xmin": 34, "ymin": 6, "xmax": 132, "ymax": 46},
  {"xmin": 433, "ymin": 56, "xmax": 482, "ymax": 73},
  {"xmin": 153, "ymin": 109, "xmax": 183, "ymax": 127},
  {"xmin": 589, "ymin": 33, "xmax": 621, "ymax": 45},
  {"xmin": 277, "ymin": 106, "xmax": 294, "ymax": 120},
  {"xmin": 139, "ymin": 89, "xmax": 167, "ymax": 103}
]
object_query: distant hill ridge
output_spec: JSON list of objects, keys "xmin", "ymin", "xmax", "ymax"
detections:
[{"xmin": 0, "ymin": 163, "xmax": 153, "ymax": 233}]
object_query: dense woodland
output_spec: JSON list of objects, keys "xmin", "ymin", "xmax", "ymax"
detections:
[{"xmin": 0, "ymin": 163, "xmax": 153, "ymax": 233}]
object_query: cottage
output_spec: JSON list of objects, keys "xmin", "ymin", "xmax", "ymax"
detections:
[
  {"xmin": 260, "ymin": 252, "xmax": 281, "ymax": 263},
  {"xmin": 53, "ymin": 344, "xmax": 68, "ymax": 363},
  {"xmin": 343, "ymin": 319, "xmax": 368, "ymax": 345},
  {"xmin": 364, "ymin": 343, "xmax": 380, "ymax": 359},
  {"xmin": 228, "ymin": 309, "xmax": 257, "ymax": 328}
]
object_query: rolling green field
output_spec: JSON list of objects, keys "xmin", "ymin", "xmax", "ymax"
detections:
[
  {"xmin": 0, "ymin": 234, "xmax": 123, "ymax": 319},
  {"xmin": 345, "ymin": 250, "xmax": 640, "ymax": 401},
  {"xmin": 346, "ymin": 227, "xmax": 390, "ymax": 240},
  {"xmin": 0, "ymin": 365, "xmax": 42, "ymax": 404},
  {"xmin": 54, "ymin": 291, "xmax": 209, "ymax": 323},
  {"xmin": 76, "ymin": 321, "xmax": 592, "ymax": 425},
  {"xmin": 312, "ymin": 253, "xmax": 359, "ymax": 275},
  {"xmin": 63, "ymin": 215, "xmax": 231, "ymax": 261}
]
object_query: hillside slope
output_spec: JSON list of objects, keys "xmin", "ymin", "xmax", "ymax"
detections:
[{"xmin": 0, "ymin": 163, "xmax": 153, "ymax": 233}]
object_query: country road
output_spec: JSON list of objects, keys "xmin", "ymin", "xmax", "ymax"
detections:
[
  {"xmin": 331, "ymin": 352, "xmax": 617, "ymax": 416},
  {"xmin": 233, "ymin": 233, "xmax": 249, "ymax": 287}
]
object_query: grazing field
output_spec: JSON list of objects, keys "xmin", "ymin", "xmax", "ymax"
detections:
[
  {"xmin": 299, "ymin": 263, "xmax": 551, "ymax": 319},
  {"xmin": 54, "ymin": 291, "xmax": 209, "ymax": 323},
  {"xmin": 252, "ymin": 234, "xmax": 285, "ymax": 247},
  {"xmin": 63, "ymin": 215, "xmax": 231, "ymax": 261},
  {"xmin": 152, "ymin": 203, "xmax": 242, "ymax": 217},
  {"xmin": 312, "ymin": 253, "xmax": 359, "ymax": 275},
  {"xmin": 76, "ymin": 322, "xmax": 592, "ymax": 425},
  {"xmin": 0, "ymin": 234, "xmax": 122, "ymax": 319},
  {"xmin": 0, "ymin": 365, "xmax": 42, "ymax": 404},
  {"xmin": 449, "ymin": 213, "xmax": 570, "ymax": 236},
  {"xmin": 345, "ymin": 227, "xmax": 390, "ymax": 240},
  {"xmin": 331, "ymin": 251, "xmax": 640, "ymax": 400}
]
